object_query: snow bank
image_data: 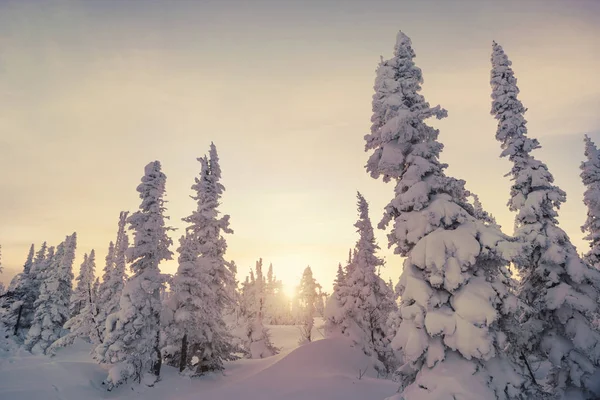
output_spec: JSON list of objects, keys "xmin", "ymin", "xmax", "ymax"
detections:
[
  {"xmin": 0, "ymin": 321, "xmax": 396, "ymax": 400},
  {"xmin": 192, "ymin": 337, "xmax": 398, "ymax": 400}
]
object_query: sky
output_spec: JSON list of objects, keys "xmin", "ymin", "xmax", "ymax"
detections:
[{"xmin": 1, "ymin": 0, "xmax": 599, "ymax": 295}]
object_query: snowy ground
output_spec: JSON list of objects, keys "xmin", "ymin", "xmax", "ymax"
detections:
[{"xmin": 0, "ymin": 318, "xmax": 399, "ymax": 400}]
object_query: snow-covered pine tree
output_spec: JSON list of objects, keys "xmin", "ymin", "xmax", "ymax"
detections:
[
  {"xmin": 240, "ymin": 274, "xmax": 252, "ymax": 319},
  {"xmin": 470, "ymin": 193, "xmax": 499, "ymax": 227},
  {"xmin": 581, "ymin": 135, "xmax": 600, "ymax": 270},
  {"xmin": 363, "ymin": 31, "xmax": 527, "ymax": 399},
  {"xmin": 226, "ymin": 260, "xmax": 242, "ymax": 323},
  {"xmin": 0, "ymin": 244, "xmax": 36, "ymax": 335},
  {"xmin": 96, "ymin": 161, "xmax": 172, "ymax": 389},
  {"xmin": 326, "ymin": 263, "xmax": 346, "ymax": 335},
  {"xmin": 324, "ymin": 192, "xmax": 397, "ymax": 375},
  {"xmin": 5, "ymin": 244, "xmax": 34, "ymax": 293},
  {"xmin": 162, "ymin": 145, "xmax": 237, "ymax": 375},
  {"xmin": 205, "ymin": 143, "xmax": 238, "ymax": 309},
  {"xmin": 23, "ymin": 244, "xmax": 34, "ymax": 276},
  {"xmin": 264, "ymin": 263, "xmax": 275, "ymax": 324},
  {"xmin": 491, "ymin": 42, "xmax": 600, "ymax": 399},
  {"xmin": 161, "ymin": 234, "xmax": 197, "ymax": 371},
  {"xmin": 344, "ymin": 248, "xmax": 358, "ymax": 278},
  {"xmin": 298, "ymin": 266, "xmax": 318, "ymax": 344},
  {"xmin": 334, "ymin": 263, "xmax": 345, "ymax": 287},
  {"xmin": 315, "ymin": 282, "xmax": 327, "ymax": 318},
  {"xmin": 243, "ymin": 259, "xmax": 278, "ymax": 358},
  {"xmin": 48, "ymin": 250, "xmax": 101, "ymax": 354},
  {"xmin": 95, "ymin": 241, "xmax": 115, "ymax": 337},
  {"xmin": 30, "ymin": 242, "xmax": 50, "ymax": 301},
  {"xmin": 70, "ymin": 253, "xmax": 89, "ymax": 318},
  {"xmin": 25, "ymin": 233, "xmax": 77, "ymax": 355},
  {"xmin": 113, "ymin": 211, "xmax": 130, "ymax": 286},
  {"xmin": 334, "ymin": 263, "xmax": 345, "ymax": 290},
  {"xmin": 96, "ymin": 212, "xmax": 129, "ymax": 339}
]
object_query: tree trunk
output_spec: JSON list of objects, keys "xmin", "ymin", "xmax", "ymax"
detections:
[
  {"xmin": 179, "ymin": 334, "xmax": 188, "ymax": 373},
  {"xmin": 152, "ymin": 328, "xmax": 162, "ymax": 378},
  {"xmin": 88, "ymin": 284, "xmax": 103, "ymax": 344},
  {"xmin": 13, "ymin": 304, "xmax": 23, "ymax": 336}
]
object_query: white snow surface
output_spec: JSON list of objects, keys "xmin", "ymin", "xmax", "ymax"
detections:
[{"xmin": 0, "ymin": 318, "xmax": 399, "ymax": 400}]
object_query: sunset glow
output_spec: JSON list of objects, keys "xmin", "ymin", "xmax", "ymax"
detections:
[{"xmin": 0, "ymin": 0, "xmax": 598, "ymax": 295}]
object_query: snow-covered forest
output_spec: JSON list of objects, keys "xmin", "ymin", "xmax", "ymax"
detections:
[{"xmin": 2, "ymin": 25, "xmax": 600, "ymax": 400}]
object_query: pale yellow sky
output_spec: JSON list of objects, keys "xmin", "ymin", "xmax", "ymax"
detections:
[{"xmin": 1, "ymin": 0, "xmax": 599, "ymax": 292}]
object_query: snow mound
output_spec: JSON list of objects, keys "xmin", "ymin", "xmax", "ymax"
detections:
[
  {"xmin": 0, "ymin": 323, "xmax": 397, "ymax": 400},
  {"xmin": 195, "ymin": 337, "xmax": 398, "ymax": 400}
]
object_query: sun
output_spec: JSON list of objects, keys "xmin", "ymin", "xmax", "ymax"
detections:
[{"xmin": 282, "ymin": 281, "xmax": 297, "ymax": 299}]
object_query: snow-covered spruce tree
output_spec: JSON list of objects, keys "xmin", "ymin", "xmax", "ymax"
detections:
[
  {"xmin": 226, "ymin": 260, "xmax": 243, "ymax": 323},
  {"xmin": 298, "ymin": 266, "xmax": 318, "ymax": 344},
  {"xmin": 470, "ymin": 193, "xmax": 499, "ymax": 227},
  {"xmin": 1, "ymin": 244, "xmax": 36, "ymax": 334},
  {"xmin": 161, "ymin": 234, "xmax": 198, "ymax": 371},
  {"xmin": 5, "ymin": 244, "xmax": 34, "ymax": 293},
  {"xmin": 96, "ymin": 241, "xmax": 115, "ymax": 337},
  {"xmin": 581, "ymin": 135, "xmax": 600, "ymax": 270},
  {"xmin": 70, "ymin": 253, "xmax": 90, "ymax": 318},
  {"xmin": 315, "ymin": 282, "xmax": 327, "ymax": 318},
  {"xmin": 96, "ymin": 212, "xmax": 129, "ymax": 339},
  {"xmin": 263, "ymin": 265, "xmax": 290, "ymax": 325},
  {"xmin": 162, "ymin": 145, "xmax": 237, "ymax": 375},
  {"xmin": 327, "ymin": 263, "xmax": 346, "ymax": 331},
  {"xmin": 344, "ymin": 248, "xmax": 358, "ymax": 278},
  {"xmin": 49, "ymin": 250, "xmax": 101, "ymax": 354},
  {"xmin": 334, "ymin": 263, "xmax": 345, "ymax": 290},
  {"xmin": 324, "ymin": 192, "xmax": 397, "ymax": 376},
  {"xmin": 96, "ymin": 162, "xmax": 172, "ymax": 389},
  {"xmin": 264, "ymin": 263, "xmax": 275, "ymax": 324},
  {"xmin": 491, "ymin": 42, "xmax": 600, "ymax": 399},
  {"xmin": 240, "ymin": 274, "xmax": 253, "ymax": 319},
  {"xmin": 30, "ymin": 242, "xmax": 50, "ymax": 301},
  {"xmin": 364, "ymin": 32, "xmax": 527, "ymax": 399},
  {"xmin": 25, "ymin": 233, "xmax": 77, "ymax": 355},
  {"xmin": 243, "ymin": 259, "xmax": 278, "ymax": 358},
  {"xmin": 205, "ymin": 143, "xmax": 238, "ymax": 308}
]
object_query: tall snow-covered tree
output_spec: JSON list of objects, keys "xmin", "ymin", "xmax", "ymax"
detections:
[
  {"xmin": 162, "ymin": 144, "xmax": 238, "ymax": 375},
  {"xmin": 49, "ymin": 250, "xmax": 101, "ymax": 354},
  {"xmin": 161, "ymin": 234, "xmax": 199, "ymax": 371},
  {"xmin": 334, "ymin": 263, "xmax": 345, "ymax": 290},
  {"xmin": 491, "ymin": 41, "xmax": 600, "ymax": 399},
  {"xmin": 344, "ymin": 248, "xmax": 358, "ymax": 278},
  {"xmin": 260, "ymin": 263, "xmax": 291, "ymax": 325},
  {"xmin": 25, "ymin": 233, "xmax": 77, "ymax": 355},
  {"xmin": 297, "ymin": 266, "xmax": 318, "ymax": 344},
  {"xmin": 70, "ymin": 253, "xmax": 90, "ymax": 318},
  {"xmin": 225, "ymin": 260, "xmax": 243, "ymax": 323},
  {"xmin": 325, "ymin": 192, "xmax": 397, "ymax": 375},
  {"xmin": 243, "ymin": 259, "xmax": 278, "ymax": 358},
  {"xmin": 96, "ymin": 241, "xmax": 115, "ymax": 335},
  {"xmin": 96, "ymin": 212, "xmax": 129, "ymax": 338},
  {"xmin": 96, "ymin": 161, "xmax": 172, "ymax": 389},
  {"xmin": 315, "ymin": 282, "xmax": 327, "ymax": 318},
  {"xmin": 363, "ymin": 31, "xmax": 527, "ymax": 399},
  {"xmin": 1, "ymin": 244, "xmax": 36, "ymax": 334},
  {"xmin": 30, "ymin": 242, "xmax": 50, "ymax": 301},
  {"xmin": 581, "ymin": 135, "xmax": 600, "ymax": 270}
]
